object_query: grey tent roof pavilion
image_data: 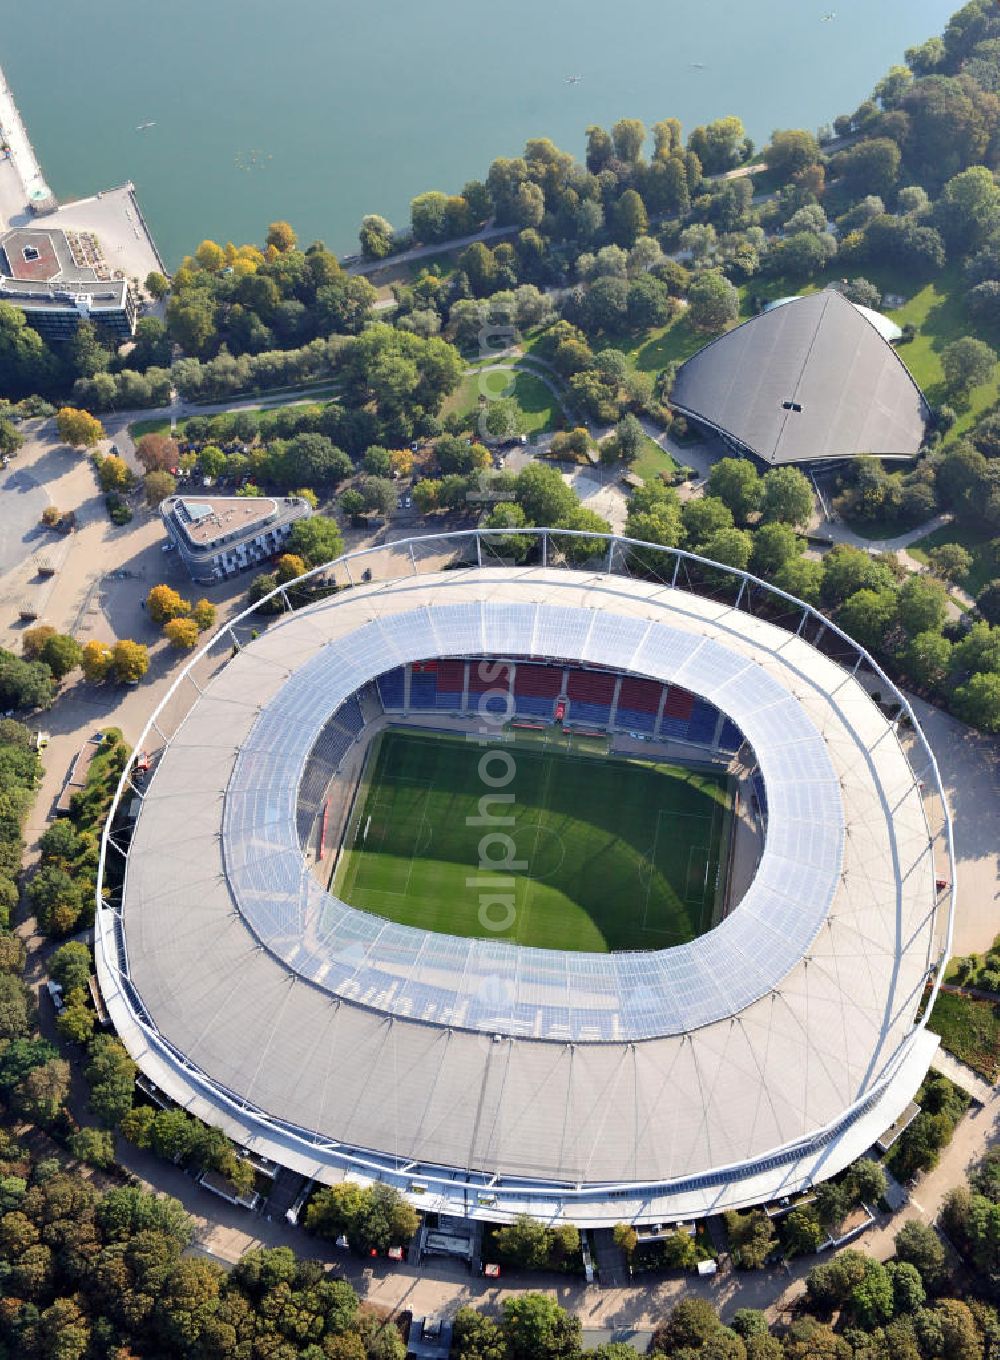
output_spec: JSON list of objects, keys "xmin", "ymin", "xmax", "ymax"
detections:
[{"xmin": 670, "ymin": 288, "xmax": 929, "ymax": 466}]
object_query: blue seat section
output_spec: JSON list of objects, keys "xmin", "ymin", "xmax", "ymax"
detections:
[
  {"xmin": 569, "ymin": 700, "xmax": 611, "ymax": 726},
  {"xmin": 658, "ymin": 714, "xmax": 687, "ymax": 739},
  {"xmin": 409, "ymin": 671, "xmax": 437, "ymax": 708},
  {"xmin": 295, "ymin": 698, "xmax": 367, "ymax": 842},
  {"xmin": 338, "ymin": 695, "xmax": 364, "ymax": 736},
  {"xmin": 718, "ymin": 718, "xmax": 743, "ymax": 753},
  {"xmin": 617, "ymin": 706, "xmax": 656, "ymax": 733},
  {"xmin": 752, "ymin": 773, "xmax": 768, "ymax": 819},
  {"xmin": 376, "ymin": 668, "xmax": 405, "ymax": 710},
  {"xmin": 435, "ymin": 690, "xmax": 462, "ymax": 710},
  {"xmin": 687, "ymin": 699, "xmax": 717, "ymax": 745},
  {"xmin": 515, "ymin": 695, "xmax": 554, "ymax": 720}
]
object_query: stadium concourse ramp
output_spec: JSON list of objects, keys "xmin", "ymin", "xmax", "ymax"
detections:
[{"xmin": 95, "ymin": 532, "xmax": 954, "ymax": 1227}]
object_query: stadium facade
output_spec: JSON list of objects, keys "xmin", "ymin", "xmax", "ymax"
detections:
[{"xmin": 97, "ymin": 532, "xmax": 954, "ymax": 1226}]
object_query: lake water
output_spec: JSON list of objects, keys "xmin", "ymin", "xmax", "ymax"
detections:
[{"xmin": 5, "ymin": 0, "xmax": 957, "ymax": 267}]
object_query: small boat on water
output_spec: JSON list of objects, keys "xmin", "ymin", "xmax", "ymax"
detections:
[
  {"xmin": 564, "ymin": 74, "xmax": 583, "ymax": 84},
  {"xmin": 135, "ymin": 121, "xmax": 156, "ymax": 132}
]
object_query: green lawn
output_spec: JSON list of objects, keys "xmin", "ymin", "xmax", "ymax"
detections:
[
  {"xmin": 335, "ymin": 728, "xmax": 730, "ymax": 952},
  {"xmin": 602, "ymin": 311, "xmax": 709, "ymax": 375},
  {"xmin": 526, "ymin": 311, "xmax": 709, "ymax": 378},
  {"xmin": 908, "ymin": 522, "xmax": 998, "ymax": 596},
  {"xmin": 130, "ymin": 417, "xmax": 172, "ymax": 438},
  {"xmin": 443, "ymin": 366, "xmax": 559, "ymax": 434},
  {"xmin": 633, "ymin": 433, "xmax": 680, "ymax": 483},
  {"xmin": 886, "ymin": 268, "xmax": 1000, "ymax": 437},
  {"xmin": 927, "ymin": 991, "xmax": 1000, "ymax": 1081}
]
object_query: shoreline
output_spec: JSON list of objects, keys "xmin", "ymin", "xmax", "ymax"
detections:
[{"xmin": 0, "ymin": 59, "xmax": 55, "ymax": 220}]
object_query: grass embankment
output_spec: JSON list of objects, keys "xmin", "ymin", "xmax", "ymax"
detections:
[
  {"xmin": 335, "ymin": 728, "xmax": 729, "ymax": 952},
  {"xmin": 887, "ymin": 268, "xmax": 1000, "ymax": 437},
  {"xmin": 927, "ymin": 991, "xmax": 1000, "ymax": 1081}
]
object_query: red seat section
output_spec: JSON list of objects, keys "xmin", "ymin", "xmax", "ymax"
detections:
[
  {"xmin": 566, "ymin": 669, "xmax": 616, "ymax": 702},
  {"xmin": 663, "ymin": 686, "xmax": 695, "ymax": 720},
  {"xmin": 436, "ymin": 661, "xmax": 466, "ymax": 691},
  {"xmin": 618, "ymin": 676, "xmax": 663, "ymax": 714},
  {"xmin": 513, "ymin": 664, "xmax": 563, "ymax": 697},
  {"xmin": 468, "ymin": 661, "xmax": 513, "ymax": 693}
]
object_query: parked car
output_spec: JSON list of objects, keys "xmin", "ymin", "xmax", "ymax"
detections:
[{"xmin": 46, "ymin": 981, "xmax": 64, "ymax": 1013}]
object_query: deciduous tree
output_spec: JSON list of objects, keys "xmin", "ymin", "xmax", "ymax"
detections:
[
  {"xmin": 265, "ymin": 221, "xmax": 298, "ymax": 253},
  {"xmin": 80, "ymin": 641, "xmax": 113, "ymax": 683},
  {"xmin": 765, "ymin": 128, "xmax": 821, "ymax": 180},
  {"xmin": 98, "ymin": 454, "xmax": 133, "ymax": 492},
  {"xmin": 760, "ymin": 466, "xmax": 813, "ymax": 526},
  {"xmin": 36, "ymin": 633, "xmax": 82, "ymax": 681},
  {"xmin": 687, "ymin": 271, "xmax": 739, "ymax": 332},
  {"xmin": 147, "ymin": 585, "xmax": 191, "ymax": 625},
  {"xmin": 942, "ymin": 336, "xmax": 996, "ymax": 395},
  {"xmin": 708, "ymin": 458, "xmax": 763, "ymax": 522},
  {"xmin": 56, "ymin": 407, "xmax": 104, "ymax": 449},
  {"xmin": 143, "ymin": 470, "xmax": 176, "ymax": 506},
  {"xmin": 110, "ymin": 640, "xmax": 150, "ymax": 685},
  {"xmin": 135, "ymin": 433, "xmax": 179, "ymax": 473},
  {"xmin": 164, "ymin": 617, "xmax": 199, "ymax": 650},
  {"xmin": 287, "ymin": 515, "xmax": 343, "ymax": 568}
]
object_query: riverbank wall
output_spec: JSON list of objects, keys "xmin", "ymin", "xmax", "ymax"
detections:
[
  {"xmin": 127, "ymin": 182, "xmax": 169, "ymax": 275},
  {"xmin": 0, "ymin": 61, "xmax": 56, "ymax": 220}
]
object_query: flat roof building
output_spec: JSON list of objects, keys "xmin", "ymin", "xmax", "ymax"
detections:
[
  {"xmin": 0, "ymin": 226, "xmax": 137, "ymax": 339},
  {"xmin": 160, "ymin": 493, "xmax": 313, "ymax": 584},
  {"xmin": 671, "ymin": 289, "xmax": 930, "ymax": 467}
]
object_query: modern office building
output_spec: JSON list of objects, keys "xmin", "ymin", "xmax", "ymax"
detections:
[
  {"xmin": 0, "ymin": 225, "xmax": 137, "ymax": 339},
  {"xmin": 159, "ymin": 493, "xmax": 313, "ymax": 584}
]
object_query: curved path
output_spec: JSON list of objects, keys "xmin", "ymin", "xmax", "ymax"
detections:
[{"xmin": 343, "ymin": 224, "xmax": 519, "ymax": 277}]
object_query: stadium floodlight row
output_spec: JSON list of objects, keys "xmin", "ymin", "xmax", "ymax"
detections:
[{"xmin": 96, "ymin": 531, "xmax": 954, "ymax": 1226}]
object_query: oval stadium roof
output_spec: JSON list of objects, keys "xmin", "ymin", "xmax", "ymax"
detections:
[
  {"xmin": 96, "ymin": 544, "xmax": 953, "ymax": 1224},
  {"xmin": 672, "ymin": 288, "xmax": 928, "ymax": 466}
]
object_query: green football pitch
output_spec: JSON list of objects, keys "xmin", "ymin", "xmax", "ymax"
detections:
[{"xmin": 333, "ymin": 729, "xmax": 731, "ymax": 953}]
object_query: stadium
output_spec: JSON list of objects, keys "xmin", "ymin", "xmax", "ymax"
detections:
[{"xmin": 96, "ymin": 530, "xmax": 954, "ymax": 1227}]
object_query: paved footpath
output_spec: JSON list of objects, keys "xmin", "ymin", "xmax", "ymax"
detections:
[{"xmin": 932, "ymin": 1049, "xmax": 996, "ymax": 1107}]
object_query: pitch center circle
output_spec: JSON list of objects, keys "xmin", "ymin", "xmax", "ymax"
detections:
[{"xmin": 515, "ymin": 822, "xmax": 566, "ymax": 882}]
